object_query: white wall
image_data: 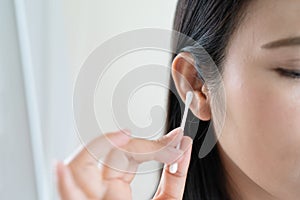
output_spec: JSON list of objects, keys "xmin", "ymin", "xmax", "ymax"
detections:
[
  {"xmin": 0, "ymin": 0, "xmax": 37, "ymax": 199},
  {"xmin": 62, "ymin": 1, "xmax": 177, "ymax": 199},
  {"xmin": 1, "ymin": 0, "xmax": 178, "ymax": 199}
]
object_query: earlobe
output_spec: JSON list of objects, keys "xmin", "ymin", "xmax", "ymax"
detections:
[{"xmin": 171, "ymin": 52, "xmax": 211, "ymax": 121}]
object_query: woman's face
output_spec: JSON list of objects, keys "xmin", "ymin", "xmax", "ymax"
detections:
[{"xmin": 219, "ymin": 0, "xmax": 300, "ymax": 198}]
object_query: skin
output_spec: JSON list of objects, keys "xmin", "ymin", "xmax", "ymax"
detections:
[
  {"xmin": 173, "ymin": 0, "xmax": 300, "ymax": 199},
  {"xmin": 56, "ymin": 128, "xmax": 193, "ymax": 200},
  {"xmin": 57, "ymin": 0, "xmax": 300, "ymax": 199}
]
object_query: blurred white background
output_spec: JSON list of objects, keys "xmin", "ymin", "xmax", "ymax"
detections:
[{"xmin": 0, "ymin": 0, "xmax": 177, "ymax": 199}]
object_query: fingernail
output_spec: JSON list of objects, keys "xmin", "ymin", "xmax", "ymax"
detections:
[
  {"xmin": 179, "ymin": 127, "xmax": 184, "ymax": 134},
  {"xmin": 166, "ymin": 127, "xmax": 183, "ymax": 138}
]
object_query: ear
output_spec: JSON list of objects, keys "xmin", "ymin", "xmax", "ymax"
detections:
[{"xmin": 171, "ymin": 52, "xmax": 211, "ymax": 121}]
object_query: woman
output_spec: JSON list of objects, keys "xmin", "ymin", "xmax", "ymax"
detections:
[{"xmin": 56, "ymin": 0, "xmax": 300, "ymax": 199}]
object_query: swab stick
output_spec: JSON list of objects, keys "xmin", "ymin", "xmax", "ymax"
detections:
[{"xmin": 169, "ymin": 91, "xmax": 193, "ymax": 174}]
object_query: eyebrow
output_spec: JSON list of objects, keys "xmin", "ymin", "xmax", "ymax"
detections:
[{"xmin": 261, "ymin": 36, "xmax": 300, "ymax": 49}]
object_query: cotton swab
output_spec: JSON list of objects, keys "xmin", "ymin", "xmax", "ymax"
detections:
[{"xmin": 169, "ymin": 91, "xmax": 193, "ymax": 174}]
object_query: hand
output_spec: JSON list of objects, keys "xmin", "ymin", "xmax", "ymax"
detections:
[{"xmin": 55, "ymin": 127, "xmax": 193, "ymax": 200}]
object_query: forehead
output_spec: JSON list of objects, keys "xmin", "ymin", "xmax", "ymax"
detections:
[{"xmin": 229, "ymin": 0, "xmax": 300, "ymax": 55}]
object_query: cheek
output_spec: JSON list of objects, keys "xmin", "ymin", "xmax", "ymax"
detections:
[{"xmin": 219, "ymin": 64, "xmax": 300, "ymax": 190}]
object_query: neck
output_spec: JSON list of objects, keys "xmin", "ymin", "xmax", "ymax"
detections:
[{"xmin": 217, "ymin": 144, "xmax": 277, "ymax": 200}]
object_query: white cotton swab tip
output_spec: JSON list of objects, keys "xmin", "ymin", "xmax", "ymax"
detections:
[
  {"xmin": 169, "ymin": 91, "xmax": 193, "ymax": 174},
  {"xmin": 185, "ymin": 91, "xmax": 193, "ymax": 106}
]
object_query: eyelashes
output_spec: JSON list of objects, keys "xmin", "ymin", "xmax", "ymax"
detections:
[{"xmin": 274, "ymin": 67, "xmax": 300, "ymax": 79}]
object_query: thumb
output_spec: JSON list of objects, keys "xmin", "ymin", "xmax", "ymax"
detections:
[{"xmin": 153, "ymin": 136, "xmax": 193, "ymax": 199}]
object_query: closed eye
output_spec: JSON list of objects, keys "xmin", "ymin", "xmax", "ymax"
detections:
[{"xmin": 275, "ymin": 67, "xmax": 300, "ymax": 79}]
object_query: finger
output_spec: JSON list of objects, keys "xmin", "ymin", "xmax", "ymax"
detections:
[
  {"xmin": 66, "ymin": 130, "xmax": 130, "ymax": 198},
  {"xmin": 153, "ymin": 136, "xmax": 193, "ymax": 199},
  {"xmin": 101, "ymin": 127, "xmax": 184, "ymax": 182},
  {"xmin": 156, "ymin": 127, "xmax": 184, "ymax": 147},
  {"xmin": 56, "ymin": 161, "xmax": 87, "ymax": 200},
  {"xmin": 127, "ymin": 127, "xmax": 185, "ymax": 164},
  {"xmin": 67, "ymin": 129, "xmax": 131, "ymax": 165}
]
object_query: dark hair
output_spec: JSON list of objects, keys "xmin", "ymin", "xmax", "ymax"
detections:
[{"xmin": 165, "ymin": 1, "xmax": 252, "ymax": 199}]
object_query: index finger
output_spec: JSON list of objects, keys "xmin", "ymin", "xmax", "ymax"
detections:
[{"xmin": 65, "ymin": 129, "xmax": 131, "ymax": 165}]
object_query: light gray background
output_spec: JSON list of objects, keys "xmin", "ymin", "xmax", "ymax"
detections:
[{"xmin": 0, "ymin": 0, "xmax": 178, "ymax": 199}]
